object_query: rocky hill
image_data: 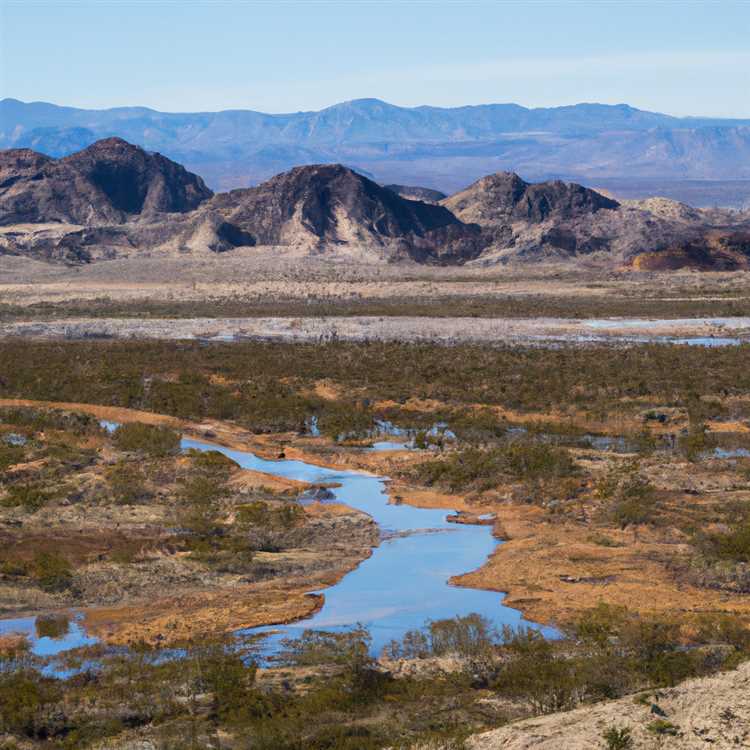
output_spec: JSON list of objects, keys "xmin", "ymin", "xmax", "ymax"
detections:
[
  {"xmin": 202, "ymin": 164, "xmax": 483, "ymax": 262},
  {"xmin": 0, "ymin": 138, "xmax": 212, "ymax": 226},
  {"xmin": 0, "ymin": 148, "xmax": 485, "ymax": 263},
  {"xmin": 444, "ymin": 172, "xmax": 619, "ymax": 224},
  {"xmin": 2, "ymin": 138, "xmax": 749, "ymax": 269},
  {"xmin": 443, "ymin": 171, "xmax": 750, "ymax": 267}
]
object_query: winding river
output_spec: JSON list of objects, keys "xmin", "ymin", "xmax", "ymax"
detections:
[
  {"xmin": 1, "ymin": 433, "xmax": 556, "ymax": 660},
  {"xmin": 187, "ymin": 437, "xmax": 557, "ymax": 654}
]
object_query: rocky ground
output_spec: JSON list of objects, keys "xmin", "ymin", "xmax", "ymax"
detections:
[{"xmin": 468, "ymin": 660, "xmax": 750, "ymax": 749}]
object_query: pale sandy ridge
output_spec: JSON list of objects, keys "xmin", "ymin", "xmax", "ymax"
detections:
[{"xmin": 468, "ymin": 660, "xmax": 750, "ymax": 749}]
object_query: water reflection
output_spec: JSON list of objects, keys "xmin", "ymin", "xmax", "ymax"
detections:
[{"xmin": 0, "ymin": 613, "xmax": 96, "ymax": 657}]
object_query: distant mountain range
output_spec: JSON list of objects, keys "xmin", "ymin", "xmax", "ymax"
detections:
[{"xmin": 2, "ymin": 98, "xmax": 750, "ymax": 207}]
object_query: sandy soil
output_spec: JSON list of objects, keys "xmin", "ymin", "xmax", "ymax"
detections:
[
  {"xmin": 469, "ymin": 660, "xmax": 750, "ymax": 749},
  {"xmin": 2, "ymin": 250, "xmax": 750, "ymax": 307}
]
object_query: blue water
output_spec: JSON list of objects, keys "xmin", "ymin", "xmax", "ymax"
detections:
[
  {"xmin": 368, "ymin": 440, "xmax": 414, "ymax": 451},
  {"xmin": 0, "ymin": 614, "xmax": 97, "ymax": 658},
  {"xmin": 0, "ymin": 430, "xmax": 555, "ymax": 663},
  {"xmin": 711, "ymin": 447, "xmax": 750, "ymax": 459},
  {"xmin": 184, "ymin": 437, "xmax": 557, "ymax": 656}
]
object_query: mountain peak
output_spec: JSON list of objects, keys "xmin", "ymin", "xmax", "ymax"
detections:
[
  {"xmin": 208, "ymin": 161, "xmax": 485, "ymax": 262},
  {"xmin": 0, "ymin": 136, "xmax": 212, "ymax": 225},
  {"xmin": 444, "ymin": 171, "xmax": 619, "ymax": 227}
]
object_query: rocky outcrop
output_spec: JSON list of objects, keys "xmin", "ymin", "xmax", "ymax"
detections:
[
  {"xmin": 443, "ymin": 171, "xmax": 750, "ymax": 266},
  {"xmin": 206, "ymin": 164, "xmax": 485, "ymax": 262},
  {"xmin": 444, "ymin": 171, "xmax": 619, "ymax": 225},
  {"xmin": 2, "ymin": 138, "xmax": 750, "ymax": 269},
  {"xmin": 0, "ymin": 137, "xmax": 212, "ymax": 226}
]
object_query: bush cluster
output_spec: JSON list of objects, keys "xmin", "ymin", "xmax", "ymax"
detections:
[{"xmin": 413, "ymin": 439, "xmax": 577, "ymax": 493}]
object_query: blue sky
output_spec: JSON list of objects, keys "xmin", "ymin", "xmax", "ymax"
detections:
[{"xmin": 1, "ymin": 0, "xmax": 749, "ymax": 116}]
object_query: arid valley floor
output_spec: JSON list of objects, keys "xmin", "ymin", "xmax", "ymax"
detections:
[{"xmin": 2, "ymin": 251, "xmax": 750, "ymax": 749}]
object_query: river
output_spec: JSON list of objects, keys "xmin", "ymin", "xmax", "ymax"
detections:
[{"xmin": 1, "ymin": 432, "xmax": 556, "ymax": 661}]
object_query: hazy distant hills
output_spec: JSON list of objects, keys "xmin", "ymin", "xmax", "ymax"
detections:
[{"xmin": 2, "ymin": 98, "xmax": 750, "ymax": 206}]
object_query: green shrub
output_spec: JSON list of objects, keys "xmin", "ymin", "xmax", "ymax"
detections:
[
  {"xmin": 186, "ymin": 639, "xmax": 266, "ymax": 723},
  {"xmin": 35, "ymin": 614, "xmax": 70, "ymax": 639},
  {"xmin": 0, "ymin": 483, "xmax": 49, "ymax": 512},
  {"xmin": 608, "ymin": 475, "xmax": 658, "ymax": 529},
  {"xmin": 107, "ymin": 460, "xmax": 149, "ymax": 504},
  {"xmin": 697, "ymin": 522, "xmax": 750, "ymax": 563},
  {"xmin": 190, "ymin": 449, "xmax": 238, "ymax": 476},
  {"xmin": 0, "ymin": 442, "xmax": 25, "ymax": 471},
  {"xmin": 31, "ymin": 552, "xmax": 73, "ymax": 592},
  {"xmin": 647, "ymin": 719, "xmax": 679, "ymax": 736},
  {"xmin": 428, "ymin": 614, "xmax": 497, "ymax": 658},
  {"xmin": 176, "ymin": 473, "xmax": 228, "ymax": 539},
  {"xmin": 0, "ymin": 558, "xmax": 28, "ymax": 577},
  {"xmin": 384, "ymin": 628, "xmax": 430, "ymax": 660},
  {"xmin": 0, "ymin": 670, "xmax": 61, "ymax": 737},
  {"xmin": 493, "ymin": 629, "xmax": 584, "ymax": 714},
  {"xmin": 236, "ymin": 500, "xmax": 302, "ymax": 530},
  {"xmin": 414, "ymin": 440, "xmax": 576, "ymax": 493},
  {"xmin": 278, "ymin": 627, "xmax": 373, "ymax": 669},
  {"xmin": 316, "ymin": 402, "xmax": 374, "ymax": 442},
  {"xmin": 679, "ymin": 422, "xmax": 715, "ymax": 461},
  {"xmin": 602, "ymin": 726, "xmax": 633, "ymax": 750},
  {"xmin": 112, "ymin": 422, "xmax": 180, "ymax": 457}
]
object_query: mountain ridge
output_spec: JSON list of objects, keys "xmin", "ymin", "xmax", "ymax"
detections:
[
  {"xmin": 2, "ymin": 136, "xmax": 749, "ymax": 269},
  {"xmin": 3, "ymin": 98, "xmax": 750, "ymax": 202}
]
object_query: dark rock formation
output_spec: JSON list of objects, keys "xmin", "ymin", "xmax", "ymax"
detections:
[
  {"xmin": 440, "ymin": 171, "xmax": 749, "ymax": 264},
  {"xmin": 443, "ymin": 172, "xmax": 619, "ymax": 226},
  {"xmin": 3, "ymin": 138, "xmax": 749, "ymax": 270},
  {"xmin": 207, "ymin": 164, "xmax": 485, "ymax": 262},
  {"xmin": 0, "ymin": 137, "xmax": 212, "ymax": 226}
]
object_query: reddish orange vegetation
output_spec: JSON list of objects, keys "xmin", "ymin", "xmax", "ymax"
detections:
[
  {"xmin": 0, "ymin": 398, "xmax": 182, "ymax": 427},
  {"xmin": 453, "ymin": 503, "xmax": 750, "ymax": 627},
  {"xmin": 0, "ymin": 633, "xmax": 28, "ymax": 654},
  {"xmin": 85, "ymin": 585, "xmax": 324, "ymax": 647}
]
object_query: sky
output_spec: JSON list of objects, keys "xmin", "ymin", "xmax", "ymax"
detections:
[{"xmin": 1, "ymin": 0, "xmax": 749, "ymax": 117}]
